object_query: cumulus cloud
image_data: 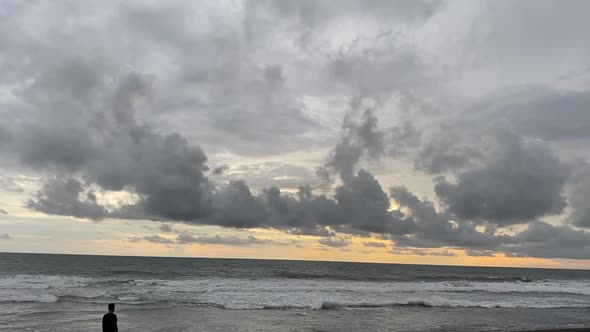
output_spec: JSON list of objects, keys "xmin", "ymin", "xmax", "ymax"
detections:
[
  {"xmin": 390, "ymin": 186, "xmax": 511, "ymax": 249},
  {"xmin": 320, "ymin": 108, "xmax": 385, "ymax": 183},
  {"xmin": 506, "ymin": 221, "xmax": 590, "ymax": 259},
  {"xmin": 4, "ymin": 0, "xmax": 590, "ymax": 262},
  {"xmin": 434, "ymin": 124, "xmax": 568, "ymax": 225},
  {"xmin": 27, "ymin": 178, "xmax": 108, "ymax": 221}
]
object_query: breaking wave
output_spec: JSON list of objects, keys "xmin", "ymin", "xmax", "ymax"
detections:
[{"xmin": 2, "ymin": 274, "xmax": 590, "ymax": 310}]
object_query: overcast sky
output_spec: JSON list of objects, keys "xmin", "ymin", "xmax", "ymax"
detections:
[{"xmin": 2, "ymin": 0, "xmax": 590, "ymax": 268}]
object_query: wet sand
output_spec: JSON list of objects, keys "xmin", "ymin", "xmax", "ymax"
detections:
[{"xmin": 517, "ymin": 329, "xmax": 590, "ymax": 332}]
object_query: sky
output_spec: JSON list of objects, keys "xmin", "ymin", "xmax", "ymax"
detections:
[{"xmin": 2, "ymin": 0, "xmax": 590, "ymax": 268}]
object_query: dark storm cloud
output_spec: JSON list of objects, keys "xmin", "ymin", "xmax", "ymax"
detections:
[
  {"xmin": 257, "ymin": 170, "xmax": 416, "ymax": 236},
  {"xmin": 149, "ymin": 167, "xmax": 413, "ymax": 237},
  {"xmin": 16, "ymin": 58, "xmax": 213, "ymax": 223},
  {"xmin": 389, "ymin": 183, "xmax": 590, "ymax": 260},
  {"xmin": 18, "ymin": 65, "xmax": 413, "ymax": 237},
  {"xmin": 207, "ymin": 180, "xmax": 268, "ymax": 228},
  {"xmin": 13, "ymin": 57, "xmax": 586, "ymax": 260},
  {"xmin": 434, "ymin": 124, "xmax": 568, "ymax": 225},
  {"xmin": 390, "ymin": 186, "xmax": 511, "ymax": 249},
  {"xmin": 505, "ymin": 221, "xmax": 590, "ymax": 260}
]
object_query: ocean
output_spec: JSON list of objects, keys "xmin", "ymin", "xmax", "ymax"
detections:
[{"xmin": 1, "ymin": 253, "xmax": 589, "ymax": 331}]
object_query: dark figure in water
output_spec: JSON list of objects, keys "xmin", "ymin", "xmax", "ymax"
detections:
[{"xmin": 102, "ymin": 303, "xmax": 118, "ymax": 332}]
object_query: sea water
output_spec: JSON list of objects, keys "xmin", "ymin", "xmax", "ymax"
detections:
[{"xmin": 1, "ymin": 253, "xmax": 589, "ymax": 331}]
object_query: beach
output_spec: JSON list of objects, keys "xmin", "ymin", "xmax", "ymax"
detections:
[{"xmin": 1, "ymin": 253, "xmax": 590, "ymax": 331}]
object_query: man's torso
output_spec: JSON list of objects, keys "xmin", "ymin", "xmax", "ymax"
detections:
[{"xmin": 102, "ymin": 312, "xmax": 117, "ymax": 332}]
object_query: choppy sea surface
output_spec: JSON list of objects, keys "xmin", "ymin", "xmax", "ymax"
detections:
[{"xmin": 1, "ymin": 253, "xmax": 590, "ymax": 331}]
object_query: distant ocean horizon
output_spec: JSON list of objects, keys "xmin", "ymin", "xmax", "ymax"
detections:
[
  {"xmin": 4, "ymin": 250, "xmax": 590, "ymax": 271},
  {"xmin": 1, "ymin": 252, "xmax": 590, "ymax": 331}
]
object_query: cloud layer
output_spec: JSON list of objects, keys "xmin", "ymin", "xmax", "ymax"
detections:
[{"xmin": 2, "ymin": 0, "xmax": 590, "ymax": 261}]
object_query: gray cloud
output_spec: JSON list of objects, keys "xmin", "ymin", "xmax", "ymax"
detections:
[
  {"xmin": 388, "ymin": 248, "xmax": 456, "ymax": 257},
  {"xmin": 321, "ymin": 108, "xmax": 385, "ymax": 182},
  {"xmin": 176, "ymin": 234, "xmax": 285, "ymax": 247},
  {"xmin": 506, "ymin": 221, "xmax": 590, "ymax": 260},
  {"xmin": 26, "ymin": 178, "xmax": 108, "ymax": 221},
  {"xmin": 5, "ymin": 1, "xmax": 590, "ymax": 262},
  {"xmin": 0, "ymin": 177, "xmax": 23, "ymax": 193},
  {"xmin": 158, "ymin": 224, "xmax": 173, "ymax": 233},
  {"xmin": 434, "ymin": 124, "xmax": 568, "ymax": 225},
  {"xmin": 414, "ymin": 130, "xmax": 479, "ymax": 173},
  {"xmin": 567, "ymin": 165, "xmax": 590, "ymax": 228},
  {"xmin": 470, "ymin": 88, "xmax": 590, "ymax": 141},
  {"xmin": 128, "ymin": 236, "xmax": 142, "ymax": 243},
  {"xmin": 363, "ymin": 241, "xmax": 388, "ymax": 248},
  {"xmin": 0, "ymin": 233, "xmax": 10, "ymax": 240},
  {"xmin": 318, "ymin": 237, "xmax": 351, "ymax": 248},
  {"xmin": 143, "ymin": 235, "xmax": 175, "ymax": 245},
  {"xmin": 0, "ymin": 209, "xmax": 7, "ymax": 214},
  {"xmin": 390, "ymin": 186, "xmax": 511, "ymax": 249},
  {"xmin": 465, "ymin": 250, "xmax": 495, "ymax": 257},
  {"xmin": 212, "ymin": 165, "xmax": 229, "ymax": 175},
  {"xmin": 17, "ymin": 58, "xmax": 212, "ymax": 223}
]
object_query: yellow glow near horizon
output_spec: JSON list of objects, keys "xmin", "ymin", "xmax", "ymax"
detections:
[{"xmin": 2, "ymin": 211, "xmax": 590, "ymax": 269}]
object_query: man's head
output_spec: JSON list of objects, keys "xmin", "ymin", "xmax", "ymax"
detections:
[{"xmin": 108, "ymin": 303, "xmax": 115, "ymax": 312}]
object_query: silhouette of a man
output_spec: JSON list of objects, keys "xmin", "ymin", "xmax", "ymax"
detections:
[{"xmin": 102, "ymin": 303, "xmax": 118, "ymax": 332}]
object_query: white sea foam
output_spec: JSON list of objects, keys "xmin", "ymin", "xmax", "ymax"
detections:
[{"xmin": 2, "ymin": 274, "xmax": 590, "ymax": 309}]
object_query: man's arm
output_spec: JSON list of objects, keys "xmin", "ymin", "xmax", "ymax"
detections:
[{"xmin": 115, "ymin": 315, "xmax": 118, "ymax": 332}]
